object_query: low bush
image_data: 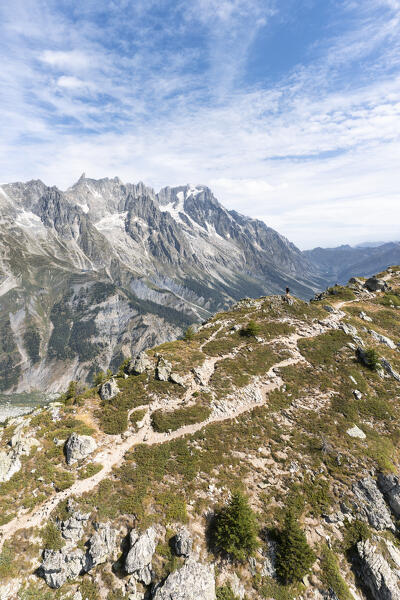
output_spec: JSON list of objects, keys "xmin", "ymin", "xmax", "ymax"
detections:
[
  {"xmin": 41, "ymin": 521, "xmax": 64, "ymax": 550},
  {"xmin": 320, "ymin": 543, "xmax": 352, "ymax": 600},
  {"xmin": 151, "ymin": 404, "xmax": 211, "ymax": 433},
  {"xmin": 240, "ymin": 320, "xmax": 260, "ymax": 337},
  {"xmin": 78, "ymin": 463, "xmax": 103, "ymax": 479}
]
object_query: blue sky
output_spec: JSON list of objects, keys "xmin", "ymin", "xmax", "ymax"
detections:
[{"xmin": 1, "ymin": 0, "xmax": 400, "ymax": 248}]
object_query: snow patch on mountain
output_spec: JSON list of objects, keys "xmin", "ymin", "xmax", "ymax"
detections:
[{"xmin": 94, "ymin": 212, "xmax": 127, "ymax": 231}]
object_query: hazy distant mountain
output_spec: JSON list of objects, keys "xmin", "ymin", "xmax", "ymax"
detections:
[
  {"xmin": 304, "ymin": 242, "xmax": 400, "ymax": 284},
  {"xmin": 0, "ymin": 175, "xmax": 323, "ymax": 394}
]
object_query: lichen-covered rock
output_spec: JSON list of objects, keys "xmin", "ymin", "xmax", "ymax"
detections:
[
  {"xmin": 346, "ymin": 425, "xmax": 366, "ymax": 439},
  {"xmin": 86, "ymin": 522, "xmax": 116, "ymax": 569},
  {"xmin": 377, "ymin": 473, "xmax": 400, "ymax": 518},
  {"xmin": 125, "ymin": 527, "xmax": 157, "ymax": 585},
  {"xmin": 127, "ymin": 352, "xmax": 152, "ymax": 375},
  {"xmin": 40, "ymin": 547, "xmax": 87, "ymax": 588},
  {"xmin": 65, "ymin": 432, "xmax": 97, "ymax": 465},
  {"xmin": 152, "ymin": 558, "xmax": 216, "ymax": 600},
  {"xmin": 356, "ymin": 539, "xmax": 400, "ymax": 600},
  {"xmin": 156, "ymin": 357, "xmax": 172, "ymax": 382},
  {"xmin": 99, "ymin": 378, "xmax": 120, "ymax": 400},
  {"xmin": 353, "ymin": 477, "xmax": 395, "ymax": 531},
  {"xmin": 172, "ymin": 527, "xmax": 192, "ymax": 557}
]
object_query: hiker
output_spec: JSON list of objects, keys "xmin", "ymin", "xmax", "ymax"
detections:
[{"xmin": 285, "ymin": 287, "xmax": 290, "ymax": 296}]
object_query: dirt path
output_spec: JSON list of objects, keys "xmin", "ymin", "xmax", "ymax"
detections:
[{"xmin": 0, "ymin": 300, "xmax": 353, "ymax": 549}]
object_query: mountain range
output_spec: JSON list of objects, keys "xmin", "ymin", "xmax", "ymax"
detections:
[{"xmin": 0, "ymin": 174, "xmax": 398, "ymax": 394}]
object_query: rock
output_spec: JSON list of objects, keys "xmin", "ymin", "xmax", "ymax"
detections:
[
  {"xmin": 0, "ymin": 450, "xmax": 21, "ymax": 482},
  {"xmin": 346, "ymin": 425, "xmax": 366, "ymax": 439},
  {"xmin": 353, "ymin": 390, "xmax": 362, "ymax": 400},
  {"xmin": 353, "ymin": 477, "xmax": 395, "ymax": 531},
  {"xmin": 380, "ymin": 358, "xmax": 400, "ymax": 381},
  {"xmin": 156, "ymin": 357, "xmax": 172, "ymax": 382},
  {"xmin": 59, "ymin": 499, "xmax": 90, "ymax": 542},
  {"xmin": 40, "ymin": 547, "xmax": 86, "ymax": 588},
  {"xmin": 377, "ymin": 473, "xmax": 400, "ymax": 517},
  {"xmin": 360, "ymin": 311, "xmax": 373, "ymax": 322},
  {"xmin": 364, "ymin": 277, "xmax": 388, "ymax": 292},
  {"xmin": 86, "ymin": 522, "xmax": 117, "ymax": 569},
  {"xmin": 65, "ymin": 433, "xmax": 97, "ymax": 465},
  {"xmin": 170, "ymin": 372, "xmax": 185, "ymax": 386},
  {"xmin": 99, "ymin": 378, "xmax": 120, "ymax": 400},
  {"xmin": 369, "ymin": 330, "xmax": 397, "ymax": 349},
  {"xmin": 152, "ymin": 558, "xmax": 215, "ymax": 600},
  {"xmin": 261, "ymin": 537, "xmax": 277, "ymax": 579},
  {"xmin": 356, "ymin": 538, "xmax": 400, "ymax": 600},
  {"xmin": 127, "ymin": 352, "xmax": 152, "ymax": 375},
  {"xmin": 172, "ymin": 527, "xmax": 192, "ymax": 557},
  {"xmin": 125, "ymin": 527, "xmax": 157, "ymax": 584},
  {"xmin": 9, "ymin": 429, "xmax": 40, "ymax": 455},
  {"xmin": 73, "ymin": 593, "xmax": 83, "ymax": 600},
  {"xmin": 323, "ymin": 305, "xmax": 335, "ymax": 313},
  {"xmin": 228, "ymin": 573, "xmax": 245, "ymax": 599},
  {"xmin": 340, "ymin": 322, "xmax": 358, "ymax": 336}
]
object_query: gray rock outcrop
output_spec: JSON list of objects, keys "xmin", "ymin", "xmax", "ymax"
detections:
[
  {"xmin": 381, "ymin": 358, "xmax": 400, "ymax": 382},
  {"xmin": 40, "ymin": 547, "xmax": 86, "ymax": 588},
  {"xmin": 369, "ymin": 330, "xmax": 397, "ymax": 349},
  {"xmin": 156, "ymin": 357, "xmax": 172, "ymax": 382},
  {"xmin": 99, "ymin": 378, "xmax": 120, "ymax": 400},
  {"xmin": 377, "ymin": 473, "xmax": 400, "ymax": 518},
  {"xmin": 170, "ymin": 372, "xmax": 185, "ymax": 386},
  {"xmin": 127, "ymin": 352, "xmax": 152, "ymax": 375},
  {"xmin": 0, "ymin": 450, "xmax": 21, "ymax": 482},
  {"xmin": 353, "ymin": 477, "xmax": 395, "ymax": 531},
  {"xmin": 65, "ymin": 432, "xmax": 97, "ymax": 465},
  {"xmin": 172, "ymin": 527, "xmax": 192, "ymax": 557},
  {"xmin": 364, "ymin": 277, "xmax": 388, "ymax": 292},
  {"xmin": 125, "ymin": 527, "xmax": 157, "ymax": 585},
  {"xmin": 60, "ymin": 500, "xmax": 90, "ymax": 542},
  {"xmin": 152, "ymin": 558, "xmax": 216, "ymax": 600},
  {"xmin": 86, "ymin": 522, "xmax": 117, "ymax": 569},
  {"xmin": 356, "ymin": 539, "xmax": 400, "ymax": 600}
]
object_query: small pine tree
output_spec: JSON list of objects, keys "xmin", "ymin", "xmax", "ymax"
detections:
[
  {"xmin": 276, "ymin": 511, "xmax": 315, "ymax": 584},
  {"xmin": 184, "ymin": 326, "xmax": 195, "ymax": 341},
  {"xmin": 213, "ymin": 491, "xmax": 259, "ymax": 562},
  {"xmin": 240, "ymin": 320, "xmax": 260, "ymax": 338},
  {"xmin": 364, "ymin": 348, "xmax": 380, "ymax": 371}
]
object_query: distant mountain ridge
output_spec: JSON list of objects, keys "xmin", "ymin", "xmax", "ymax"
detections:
[
  {"xmin": 0, "ymin": 175, "xmax": 323, "ymax": 394},
  {"xmin": 304, "ymin": 242, "xmax": 400, "ymax": 284}
]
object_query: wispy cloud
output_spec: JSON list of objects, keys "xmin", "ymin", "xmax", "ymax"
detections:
[{"xmin": 0, "ymin": 0, "xmax": 399, "ymax": 248}]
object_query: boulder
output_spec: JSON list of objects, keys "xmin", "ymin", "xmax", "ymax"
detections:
[
  {"xmin": 340, "ymin": 322, "xmax": 358, "ymax": 337},
  {"xmin": 127, "ymin": 352, "xmax": 152, "ymax": 375},
  {"xmin": 152, "ymin": 558, "xmax": 215, "ymax": 600},
  {"xmin": 380, "ymin": 359, "xmax": 400, "ymax": 382},
  {"xmin": 86, "ymin": 522, "xmax": 117, "ymax": 570},
  {"xmin": 40, "ymin": 547, "xmax": 86, "ymax": 588},
  {"xmin": 369, "ymin": 330, "xmax": 397, "ymax": 349},
  {"xmin": 364, "ymin": 277, "xmax": 388, "ymax": 292},
  {"xmin": 65, "ymin": 433, "xmax": 97, "ymax": 465},
  {"xmin": 170, "ymin": 372, "xmax": 185, "ymax": 386},
  {"xmin": 60, "ymin": 498, "xmax": 90, "ymax": 542},
  {"xmin": 356, "ymin": 539, "xmax": 400, "ymax": 600},
  {"xmin": 156, "ymin": 357, "xmax": 172, "ymax": 382},
  {"xmin": 346, "ymin": 425, "xmax": 366, "ymax": 440},
  {"xmin": 228, "ymin": 573, "xmax": 245, "ymax": 600},
  {"xmin": 99, "ymin": 378, "xmax": 120, "ymax": 400},
  {"xmin": 125, "ymin": 527, "xmax": 157, "ymax": 585},
  {"xmin": 353, "ymin": 477, "xmax": 395, "ymax": 531},
  {"xmin": 377, "ymin": 473, "xmax": 400, "ymax": 518},
  {"xmin": 172, "ymin": 527, "xmax": 192, "ymax": 557},
  {"xmin": 360, "ymin": 311, "xmax": 373, "ymax": 322}
]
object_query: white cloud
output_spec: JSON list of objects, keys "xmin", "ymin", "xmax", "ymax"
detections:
[
  {"xmin": 56, "ymin": 75, "xmax": 87, "ymax": 89},
  {"xmin": 40, "ymin": 50, "xmax": 92, "ymax": 71}
]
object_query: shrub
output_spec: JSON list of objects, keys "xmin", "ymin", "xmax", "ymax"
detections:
[
  {"xmin": 276, "ymin": 511, "xmax": 315, "ymax": 584},
  {"xmin": 151, "ymin": 404, "xmax": 211, "ymax": 433},
  {"xmin": 94, "ymin": 369, "xmax": 112, "ymax": 386},
  {"xmin": 320, "ymin": 544, "xmax": 352, "ymax": 600},
  {"xmin": 213, "ymin": 491, "xmax": 259, "ymax": 562},
  {"xmin": 216, "ymin": 585, "xmax": 240, "ymax": 600},
  {"xmin": 184, "ymin": 326, "xmax": 196, "ymax": 341},
  {"xmin": 342, "ymin": 519, "xmax": 370, "ymax": 553},
  {"xmin": 78, "ymin": 463, "xmax": 103, "ymax": 479},
  {"xmin": 240, "ymin": 320, "xmax": 260, "ymax": 338},
  {"xmin": 41, "ymin": 521, "xmax": 64, "ymax": 550},
  {"xmin": 97, "ymin": 406, "xmax": 128, "ymax": 434},
  {"xmin": 357, "ymin": 348, "xmax": 380, "ymax": 371}
]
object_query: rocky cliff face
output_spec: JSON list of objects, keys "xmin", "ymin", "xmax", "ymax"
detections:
[{"xmin": 0, "ymin": 176, "xmax": 323, "ymax": 394}]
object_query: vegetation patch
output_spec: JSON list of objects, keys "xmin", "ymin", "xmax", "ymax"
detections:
[{"xmin": 151, "ymin": 404, "xmax": 211, "ymax": 432}]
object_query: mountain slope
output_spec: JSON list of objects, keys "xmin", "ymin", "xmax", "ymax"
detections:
[
  {"xmin": 1, "ymin": 269, "xmax": 400, "ymax": 599},
  {"xmin": 304, "ymin": 241, "xmax": 400, "ymax": 284},
  {"xmin": 0, "ymin": 175, "xmax": 323, "ymax": 394}
]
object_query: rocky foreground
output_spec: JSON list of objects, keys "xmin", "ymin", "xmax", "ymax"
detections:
[{"xmin": 1, "ymin": 270, "xmax": 400, "ymax": 599}]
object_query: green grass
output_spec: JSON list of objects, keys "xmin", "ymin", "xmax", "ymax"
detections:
[
  {"xmin": 151, "ymin": 404, "xmax": 211, "ymax": 432},
  {"xmin": 320, "ymin": 544, "xmax": 352, "ymax": 600}
]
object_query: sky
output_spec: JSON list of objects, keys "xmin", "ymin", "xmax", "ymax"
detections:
[{"xmin": 1, "ymin": 0, "xmax": 400, "ymax": 249}]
